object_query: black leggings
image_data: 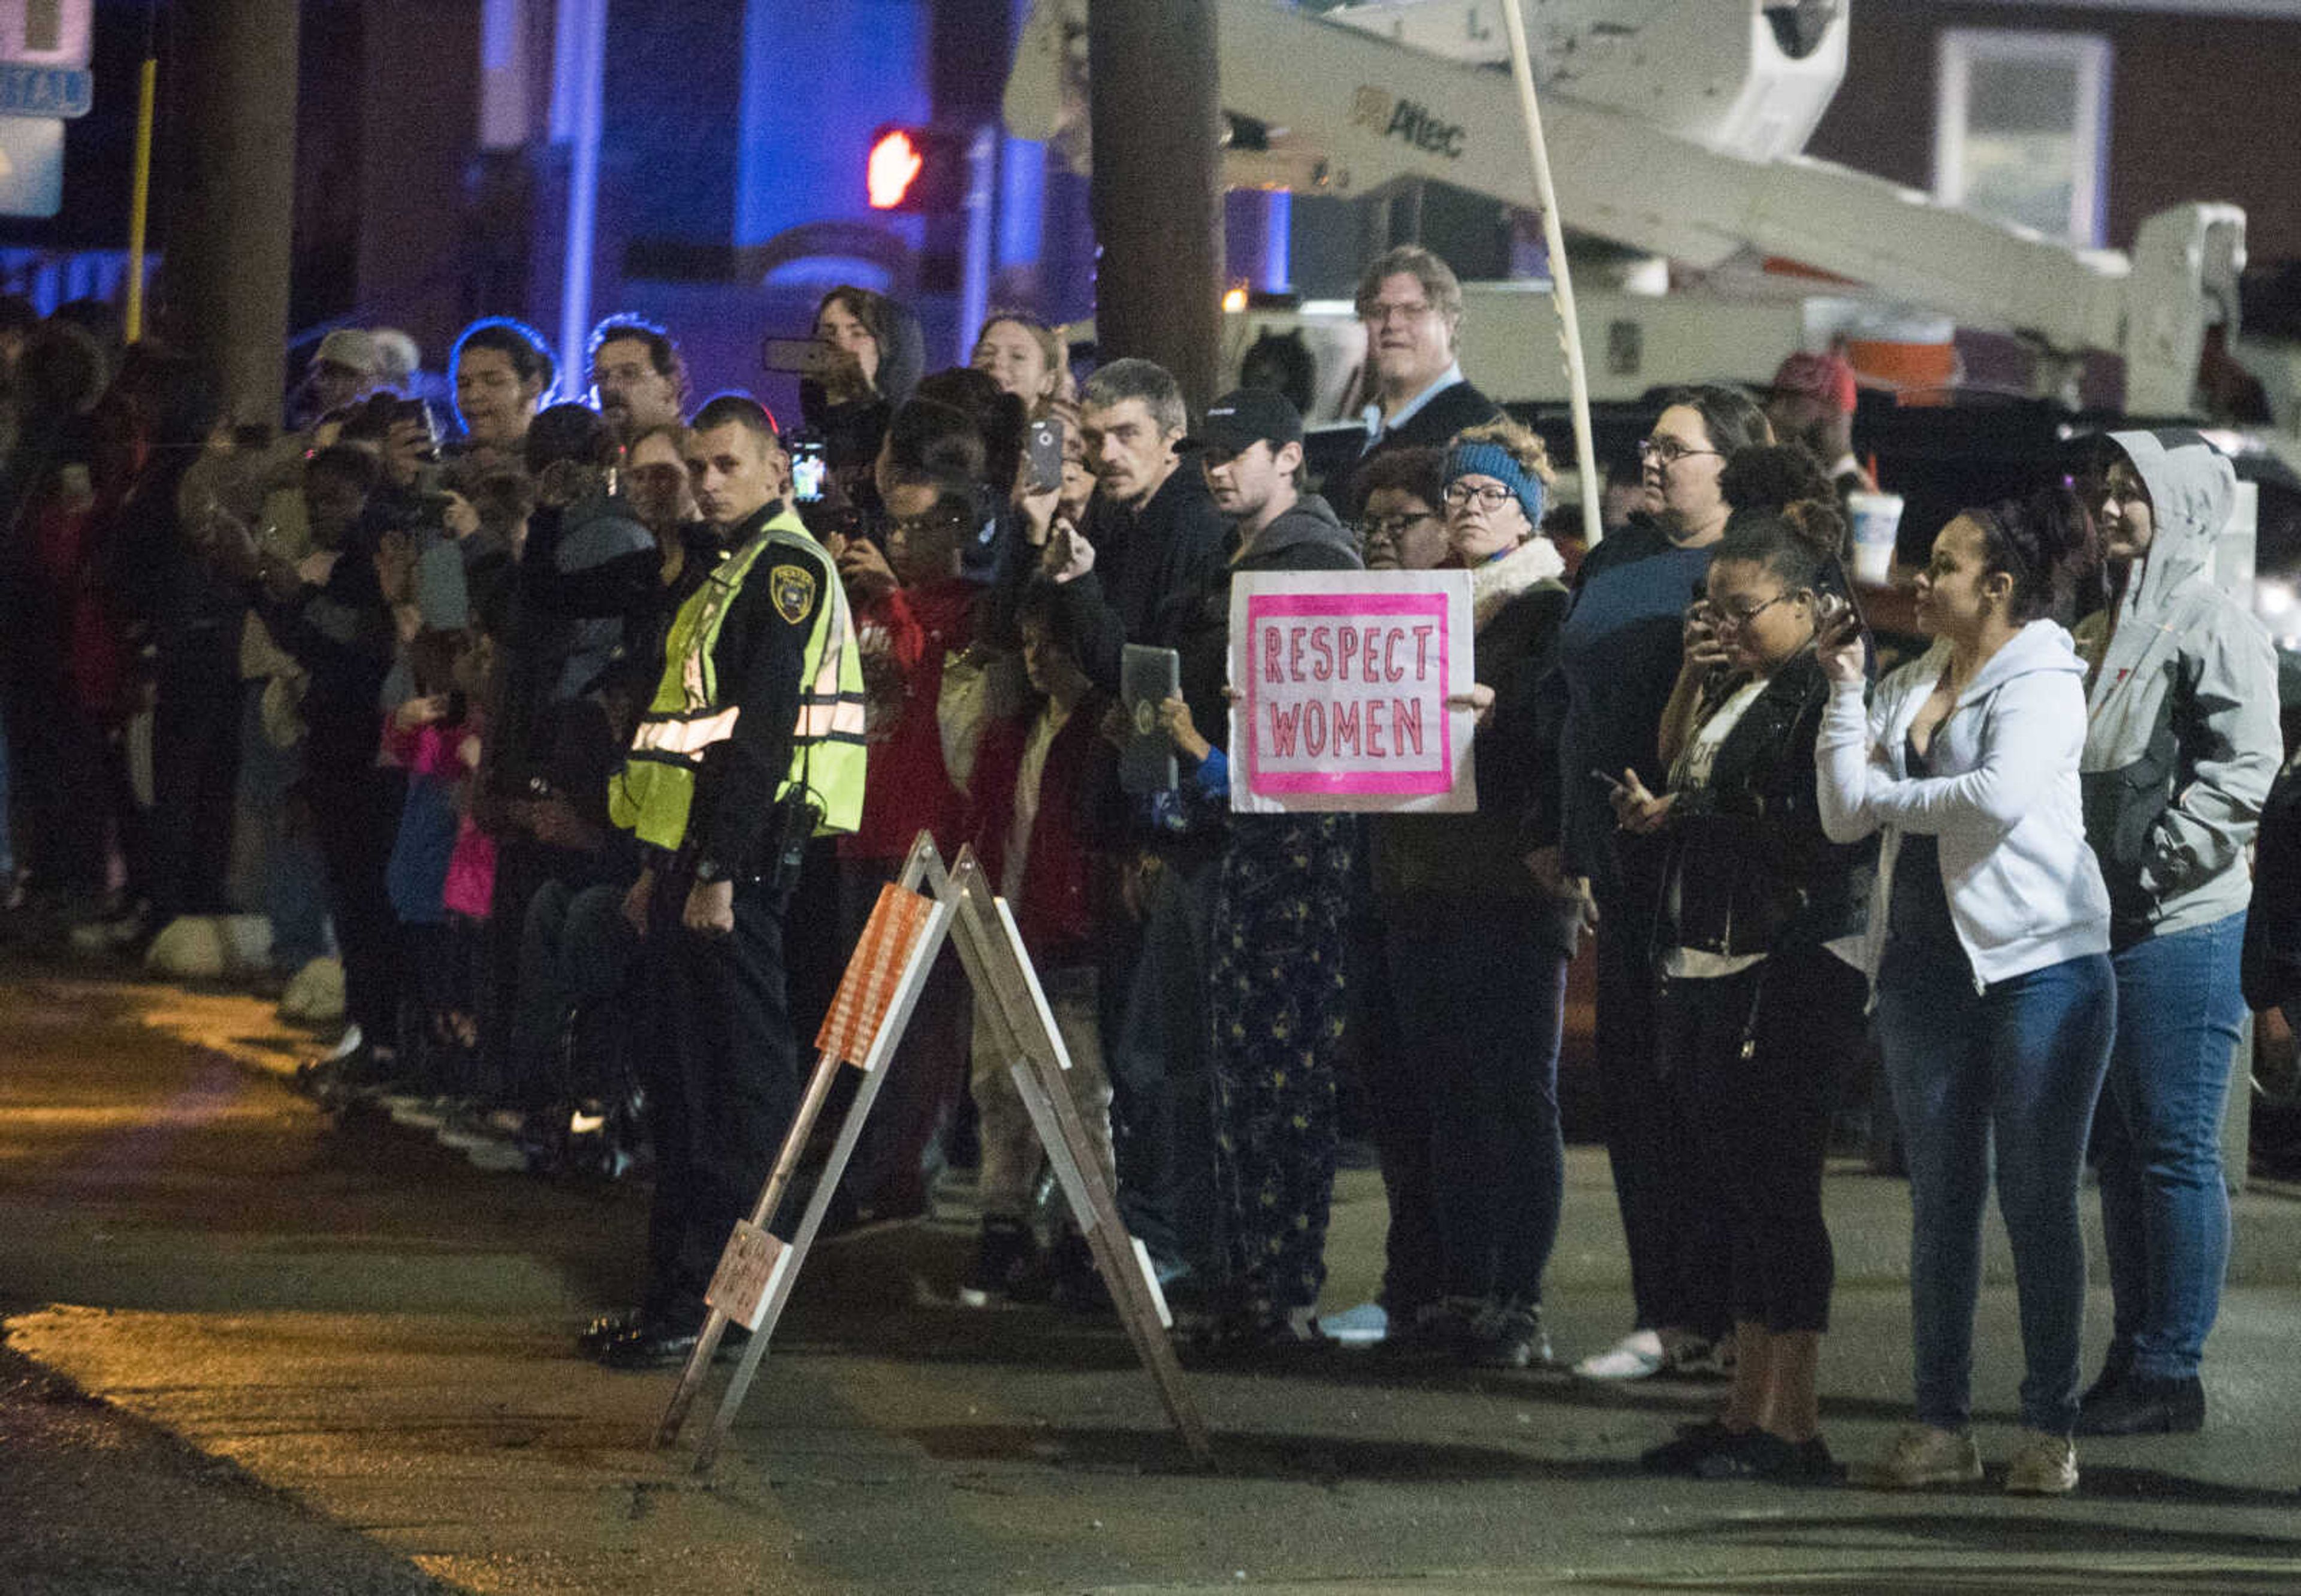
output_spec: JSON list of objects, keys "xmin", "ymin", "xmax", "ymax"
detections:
[{"xmin": 1660, "ymin": 945, "xmax": 1867, "ymax": 1335}]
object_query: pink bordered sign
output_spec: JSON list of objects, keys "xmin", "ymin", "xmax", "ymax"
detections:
[{"xmin": 1227, "ymin": 570, "xmax": 1476, "ymax": 814}]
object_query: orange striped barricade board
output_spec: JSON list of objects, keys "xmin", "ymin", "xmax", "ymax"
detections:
[
  {"xmin": 817, "ymin": 881, "xmax": 938, "ymax": 1069},
  {"xmin": 656, "ymin": 834, "xmax": 953, "ymax": 1465}
]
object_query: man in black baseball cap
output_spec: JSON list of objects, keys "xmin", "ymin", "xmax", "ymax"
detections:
[
  {"xmin": 1158, "ymin": 385, "xmax": 1364, "ymax": 1355},
  {"xmin": 1183, "ymin": 382, "xmax": 1354, "ymax": 557},
  {"xmin": 1183, "ymin": 385, "xmax": 1304, "ymax": 460}
]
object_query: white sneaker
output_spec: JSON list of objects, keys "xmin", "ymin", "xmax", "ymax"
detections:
[
  {"xmin": 1876, "ymin": 1423, "xmax": 1983, "ymax": 1489},
  {"xmin": 321, "ymin": 1023, "xmax": 366, "ymax": 1063},
  {"xmin": 1320, "ymin": 1302, "xmax": 1389, "ymax": 1346},
  {"xmin": 2003, "ymin": 1429, "xmax": 2078, "ymax": 1496},
  {"xmin": 1574, "ymin": 1328, "xmax": 1666, "ymax": 1380}
]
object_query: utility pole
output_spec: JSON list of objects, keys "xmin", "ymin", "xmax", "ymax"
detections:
[
  {"xmin": 1087, "ymin": 0, "xmax": 1224, "ymax": 415},
  {"xmin": 163, "ymin": 0, "xmax": 300, "ymax": 427}
]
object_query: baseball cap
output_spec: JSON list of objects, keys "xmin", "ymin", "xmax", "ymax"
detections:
[
  {"xmin": 369, "ymin": 328, "xmax": 421, "ymax": 386},
  {"xmin": 1182, "ymin": 387, "xmax": 1304, "ymax": 456},
  {"xmin": 311, "ymin": 327, "xmax": 381, "ymax": 375},
  {"xmin": 1772, "ymin": 350, "xmax": 1858, "ymax": 415}
]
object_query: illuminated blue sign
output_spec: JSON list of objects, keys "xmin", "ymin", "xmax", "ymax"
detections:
[{"xmin": 0, "ymin": 64, "xmax": 90, "ymax": 120}]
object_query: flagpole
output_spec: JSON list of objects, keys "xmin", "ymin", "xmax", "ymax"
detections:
[{"xmin": 1497, "ymin": 1, "xmax": 1603, "ymax": 547}]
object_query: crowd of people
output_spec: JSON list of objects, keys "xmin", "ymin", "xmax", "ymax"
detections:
[{"xmin": 0, "ymin": 241, "xmax": 2289, "ymax": 1498}]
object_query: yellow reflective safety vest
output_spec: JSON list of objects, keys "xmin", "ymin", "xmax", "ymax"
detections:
[{"xmin": 609, "ymin": 511, "xmax": 866, "ymax": 855}]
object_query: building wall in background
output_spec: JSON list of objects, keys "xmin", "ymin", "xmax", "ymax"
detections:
[{"xmin": 1805, "ymin": 2, "xmax": 2301, "ymax": 261}]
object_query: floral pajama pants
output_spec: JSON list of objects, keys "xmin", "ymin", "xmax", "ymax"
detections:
[{"xmin": 1206, "ymin": 815, "xmax": 1354, "ymax": 1316}]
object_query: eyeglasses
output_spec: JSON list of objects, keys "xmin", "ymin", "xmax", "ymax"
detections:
[
  {"xmin": 889, "ymin": 510, "xmax": 970, "ymax": 542},
  {"xmin": 1361, "ymin": 510, "xmax": 1438, "ymax": 540},
  {"xmin": 1357, "ymin": 299, "xmax": 1436, "ymax": 327},
  {"xmin": 1711, "ymin": 592, "xmax": 1796, "ymax": 630},
  {"xmin": 1638, "ymin": 437, "xmax": 1722, "ymax": 467},
  {"xmin": 1441, "ymin": 482, "xmax": 1517, "ymax": 511}
]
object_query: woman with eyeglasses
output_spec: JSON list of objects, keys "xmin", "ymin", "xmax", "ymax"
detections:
[
  {"xmin": 1297, "ymin": 440, "xmax": 1457, "ymax": 1352},
  {"xmin": 1611, "ymin": 453, "xmax": 1873, "ymax": 1482},
  {"xmin": 1369, "ymin": 419, "xmax": 1584, "ymax": 1367},
  {"xmin": 1349, "ymin": 446, "xmax": 1450, "ymax": 573},
  {"xmin": 1534, "ymin": 385, "xmax": 1772, "ymax": 1382},
  {"xmin": 830, "ymin": 470, "xmax": 985, "ymax": 1226},
  {"xmin": 1816, "ymin": 487, "xmax": 2114, "ymax": 1496},
  {"xmin": 2071, "ymin": 431, "xmax": 2279, "ymax": 1437}
]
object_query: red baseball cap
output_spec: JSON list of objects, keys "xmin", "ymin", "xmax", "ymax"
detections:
[{"xmin": 1772, "ymin": 351, "xmax": 1859, "ymax": 414}]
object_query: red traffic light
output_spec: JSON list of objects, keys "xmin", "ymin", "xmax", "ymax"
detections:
[
  {"xmin": 865, "ymin": 124, "xmax": 971, "ymax": 213},
  {"xmin": 868, "ymin": 128, "xmax": 925, "ymax": 210}
]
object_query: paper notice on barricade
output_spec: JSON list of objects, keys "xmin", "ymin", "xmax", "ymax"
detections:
[
  {"xmin": 816, "ymin": 881, "xmax": 935, "ymax": 1067},
  {"xmin": 1227, "ymin": 570, "xmax": 1476, "ymax": 813},
  {"xmin": 704, "ymin": 1219, "xmax": 792, "ymax": 1332}
]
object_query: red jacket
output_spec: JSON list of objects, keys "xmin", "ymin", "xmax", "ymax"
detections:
[
  {"xmin": 842, "ymin": 577, "xmax": 978, "ymax": 862},
  {"xmin": 967, "ymin": 690, "xmax": 1111, "ymax": 966}
]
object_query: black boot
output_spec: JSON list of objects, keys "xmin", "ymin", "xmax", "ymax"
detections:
[
  {"xmin": 2078, "ymin": 1346, "xmax": 2134, "ymax": 1411},
  {"xmin": 2074, "ymin": 1373, "xmax": 2205, "ymax": 1436}
]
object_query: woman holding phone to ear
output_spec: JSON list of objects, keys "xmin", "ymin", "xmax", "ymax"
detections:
[
  {"xmin": 1611, "ymin": 466, "xmax": 1873, "ymax": 1483},
  {"xmin": 1815, "ymin": 487, "xmax": 2113, "ymax": 1497}
]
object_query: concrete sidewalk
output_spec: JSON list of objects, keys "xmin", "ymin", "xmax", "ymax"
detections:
[{"xmin": 5, "ymin": 962, "xmax": 2300, "ymax": 1595}]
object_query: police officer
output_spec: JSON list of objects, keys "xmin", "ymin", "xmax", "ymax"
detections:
[{"xmin": 583, "ymin": 393, "xmax": 866, "ymax": 1368}]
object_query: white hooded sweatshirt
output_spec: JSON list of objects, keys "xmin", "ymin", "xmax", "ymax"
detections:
[{"xmin": 1817, "ymin": 618, "xmax": 2111, "ymax": 991}]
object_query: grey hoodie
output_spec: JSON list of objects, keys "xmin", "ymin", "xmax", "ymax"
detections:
[
  {"xmin": 2078, "ymin": 429, "xmax": 2282, "ymax": 945},
  {"xmin": 1178, "ymin": 493, "xmax": 1360, "ymax": 751}
]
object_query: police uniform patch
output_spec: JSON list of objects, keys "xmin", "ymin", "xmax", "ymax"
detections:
[{"xmin": 769, "ymin": 563, "xmax": 817, "ymax": 624}]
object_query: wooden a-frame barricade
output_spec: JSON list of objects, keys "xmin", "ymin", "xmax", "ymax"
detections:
[{"xmin": 654, "ymin": 832, "xmax": 1212, "ymax": 1473}]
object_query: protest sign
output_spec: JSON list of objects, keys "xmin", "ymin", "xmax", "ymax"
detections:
[{"xmin": 1227, "ymin": 570, "xmax": 1475, "ymax": 814}]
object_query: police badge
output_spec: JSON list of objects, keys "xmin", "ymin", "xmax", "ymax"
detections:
[{"xmin": 769, "ymin": 563, "xmax": 817, "ymax": 624}]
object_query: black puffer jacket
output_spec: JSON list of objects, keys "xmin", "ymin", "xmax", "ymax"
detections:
[{"xmin": 1651, "ymin": 649, "xmax": 1872, "ymax": 961}]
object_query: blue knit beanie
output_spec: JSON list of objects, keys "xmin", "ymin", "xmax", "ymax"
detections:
[{"xmin": 1443, "ymin": 440, "xmax": 1545, "ymax": 530}]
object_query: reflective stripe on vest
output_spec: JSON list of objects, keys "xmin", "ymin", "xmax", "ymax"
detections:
[{"xmin": 609, "ymin": 511, "xmax": 867, "ymax": 852}]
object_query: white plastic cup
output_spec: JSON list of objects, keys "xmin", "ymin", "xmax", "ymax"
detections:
[{"xmin": 1847, "ymin": 491, "xmax": 1903, "ymax": 587}]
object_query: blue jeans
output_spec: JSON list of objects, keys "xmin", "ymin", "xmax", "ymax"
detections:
[
  {"xmin": 1875, "ymin": 945, "xmax": 2115, "ymax": 1435},
  {"xmin": 2094, "ymin": 914, "xmax": 2246, "ymax": 1381}
]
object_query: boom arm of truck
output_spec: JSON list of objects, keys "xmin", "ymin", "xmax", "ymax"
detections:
[{"xmin": 1006, "ymin": 0, "xmax": 2243, "ymax": 415}]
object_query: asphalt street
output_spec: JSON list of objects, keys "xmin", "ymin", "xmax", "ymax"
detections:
[{"xmin": 3, "ymin": 953, "xmax": 2299, "ymax": 1594}]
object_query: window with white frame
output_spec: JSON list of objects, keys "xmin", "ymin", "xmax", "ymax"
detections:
[{"xmin": 1933, "ymin": 29, "xmax": 2112, "ymax": 246}]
